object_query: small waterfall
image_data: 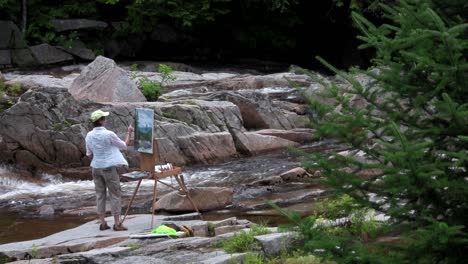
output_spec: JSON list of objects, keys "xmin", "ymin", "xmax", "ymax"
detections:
[{"xmin": 0, "ymin": 165, "xmax": 95, "ymax": 203}]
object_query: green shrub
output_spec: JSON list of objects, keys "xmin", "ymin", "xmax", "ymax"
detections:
[
  {"xmin": 129, "ymin": 63, "xmax": 140, "ymax": 72},
  {"xmin": 8, "ymin": 83, "xmax": 22, "ymax": 96},
  {"xmin": 223, "ymin": 231, "xmax": 258, "ymax": 253},
  {"xmin": 158, "ymin": 64, "xmax": 176, "ymax": 84},
  {"xmin": 207, "ymin": 223, "xmax": 216, "ymax": 237},
  {"xmin": 249, "ymin": 224, "xmax": 271, "ymax": 236},
  {"xmin": 140, "ymin": 77, "xmax": 163, "ymax": 101},
  {"xmin": 138, "ymin": 64, "xmax": 175, "ymax": 101},
  {"xmin": 222, "ymin": 224, "xmax": 271, "ymax": 253},
  {"xmin": 241, "ymin": 253, "xmax": 264, "ymax": 264},
  {"xmin": 268, "ymin": 254, "xmax": 333, "ymax": 264}
]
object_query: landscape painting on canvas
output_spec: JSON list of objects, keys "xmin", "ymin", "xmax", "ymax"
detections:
[{"xmin": 135, "ymin": 108, "xmax": 154, "ymax": 154}]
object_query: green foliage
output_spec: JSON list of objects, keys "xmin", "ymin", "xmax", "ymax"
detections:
[
  {"xmin": 158, "ymin": 64, "xmax": 176, "ymax": 84},
  {"xmin": 0, "ymin": 82, "xmax": 22, "ymax": 97},
  {"xmin": 139, "ymin": 77, "xmax": 164, "ymax": 102},
  {"xmin": 30, "ymin": 243, "xmax": 38, "ymax": 259},
  {"xmin": 161, "ymin": 111, "xmax": 177, "ymax": 119},
  {"xmin": 284, "ymin": 0, "xmax": 468, "ymax": 262},
  {"xmin": 125, "ymin": 243, "xmax": 141, "ymax": 250},
  {"xmin": 53, "ymin": 119, "xmax": 72, "ymax": 131},
  {"xmin": 129, "ymin": 63, "xmax": 140, "ymax": 72},
  {"xmin": 138, "ymin": 64, "xmax": 176, "ymax": 101},
  {"xmin": 221, "ymin": 224, "xmax": 271, "ymax": 253},
  {"xmin": 223, "ymin": 231, "xmax": 258, "ymax": 253},
  {"xmin": 268, "ymin": 252, "xmax": 334, "ymax": 264},
  {"xmin": 25, "ymin": 0, "xmax": 97, "ymax": 45},
  {"xmin": 314, "ymin": 194, "xmax": 361, "ymax": 219},
  {"xmin": 207, "ymin": 223, "xmax": 216, "ymax": 237},
  {"xmin": 241, "ymin": 252, "xmax": 264, "ymax": 264},
  {"xmin": 125, "ymin": 0, "xmax": 230, "ymax": 32},
  {"xmin": 7, "ymin": 83, "xmax": 22, "ymax": 96},
  {"xmin": 0, "ymin": 0, "xmax": 20, "ymax": 21},
  {"xmin": 268, "ymin": 201, "xmax": 392, "ymax": 263}
]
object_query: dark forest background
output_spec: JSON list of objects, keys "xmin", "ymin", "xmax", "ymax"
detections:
[{"xmin": 0, "ymin": 0, "xmax": 394, "ymax": 70}]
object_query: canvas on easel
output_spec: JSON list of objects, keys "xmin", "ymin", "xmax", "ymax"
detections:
[{"xmin": 135, "ymin": 108, "xmax": 154, "ymax": 154}]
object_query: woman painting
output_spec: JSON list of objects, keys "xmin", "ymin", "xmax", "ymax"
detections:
[{"xmin": 85, "ymin": 110, "xmax": 134, "ymax": 231}]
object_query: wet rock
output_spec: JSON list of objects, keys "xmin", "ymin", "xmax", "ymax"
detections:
[
  {"xmin": 38, "ymin": 205, "xmax": 55, "ymax": 216},
  {"xmin": 58, "ymin": 247, "xmax": 131, "ymax": 261},
  {"xmin": 215, "ymin": 91, "xmax": 307, "ymax": 130},
  {"xmin": 255, "ymin": 232, "xmax": 297, "ymax": 258},
  {"xmin": 29, "ymin": 44, "xmax": 74, "ymax": 65},
  {"xmin": 69, "ymin": 56, "xmax": 146, "ymax": 102},
  {"xmin": 214, "ymin": 224, "xmax": 249, "ymax": 236},
  {"xmin": 7, "ymin": 259, "xmax": 52, "ymax": 264},
  {"xmin": 58, "ymin": 45, "xmax": 96, "ymax": 61},
  {"xmin": 63, "ymin": 206, "xmax": 97, "ymax": 216},
  {"xmin": 0, "ymin": 21, "xmax": 26, "ymax": 49},
  {"xmin": 249, "ymin": 175, "xmax": 284, "ymax": 186},
  {"xmin": 176, "ymin": 132, "xmax": 237, "ymax": 164},
  {"xmin": 280, "ymin": 167, "xmax": 310, "ymax": 182},
  {"xmin": 155, "ymin": 187, "xmax": 233, "ymax": 212},
  {"xmin": 210, "ymin": 217, "xmax": 238, "ymax": 227},
  {"xmin": 51, "ymin": 19, "xmax": 107, "ymax": 32},
  {"xmin": 235, "ymin": 188, "xmax": 325, "ymax": 210},
  {"xmin": 11, "ymin": 49, "xmax": 37, "ymax": 66},
  {"xmin": 0, "ymin": 50, "xmax": 11, "ymax": 65},
  {"xmin": 232, "ymin": 132, "xmax": 299, "ymax": 156},
  {"xmin": 208, "ymin": 73, "xmax": 312, "ymax": 90},
  {"xmin": 200, "ymin": 252, "xmax": 248, "ymax": 264},
  {"xmin": 256, "ymin": 128, "xmax": 315, "ymax": 143},
  {"xmin": 3, "ymin": 72, "xmax": 79, "ymax": 89}
]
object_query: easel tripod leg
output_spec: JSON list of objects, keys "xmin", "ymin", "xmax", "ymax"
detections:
[
  {"xmin": 174, "ymin": 175, "xmax": 203, "ymax": 220},
  {"xmin": 151, "ymin": 180, "xmax": 158, "ymax": 229},
  {"xmin": 120, "ymin": 179, "xmax": 142, "ymax": 225}
]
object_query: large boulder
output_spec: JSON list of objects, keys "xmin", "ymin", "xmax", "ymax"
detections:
[
  {"xmin": 69, "ymin": 56, "xmax": 146, "ymax": 102},
  {"xmin": 11, "ymin": 48, "xmax": 37, "ymax": 66},
  {"xmin": 29, "ymin": 44, "xmax": 74, "ymax": 64},
  {"xmin": 214, "ymin": 91, "xmax": 310, "ymax": 130},
  {"xmin": 0, "ymin": 87, "xmax": 280, "ymax": 177},
  {"xmin": 154, "ymin": 187, "xmax": 234, "ymax": 212},
  {"xmin": 51, "ymin": 19, "xmax": 107, "ymax": 32},
  {"xmin": 57, "ymin": 43, "xmax": 96, "ymax": 61},
  {"xmin": 0, "ymin": 50, "xmax": 11, "ymax": 65},
  {"xmin": 232, "ymin": 131, "xmax": 299, "ymax": 155},
  {"xmin": 0, "ymin": 21, "xmax": 26, "ymax": 49}
]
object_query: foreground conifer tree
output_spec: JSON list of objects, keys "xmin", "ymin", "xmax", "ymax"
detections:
[{"xmin": 290, "ymin": 0, "xmax": 467, "ymax": 262}]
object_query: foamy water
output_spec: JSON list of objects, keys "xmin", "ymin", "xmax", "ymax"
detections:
[{"xmin": 0, "ymin": 166, "xmax": 163, "ymax": 203}]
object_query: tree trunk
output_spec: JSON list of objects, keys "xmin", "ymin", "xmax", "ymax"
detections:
[{"xmin": 21, "ymin": 0, "xmax": 27, "ymax": 36}]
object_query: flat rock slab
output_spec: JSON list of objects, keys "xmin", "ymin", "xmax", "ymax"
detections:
[
  {"xmin": 58, "ymin": 246, "xmax": 131, "ymax": 261},
  {"xmin": 0, "ymin": 214, "xmax": 162, "ymax": 260}
]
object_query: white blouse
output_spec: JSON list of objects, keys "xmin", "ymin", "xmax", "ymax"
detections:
[{"xmin": 85, "ymin": 127, "xmax": 128, "ymax": 168}]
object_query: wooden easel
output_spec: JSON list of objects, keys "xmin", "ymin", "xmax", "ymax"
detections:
[{"xmin": 120, "ymin": 139, "xmax": 202, "ymax": 228}]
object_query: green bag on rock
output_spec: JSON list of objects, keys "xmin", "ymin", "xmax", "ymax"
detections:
[{"xmin": 151, "ymin": 225, "xmax": 177, "ymax": 236}]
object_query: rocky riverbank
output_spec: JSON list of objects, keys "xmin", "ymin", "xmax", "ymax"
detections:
[
  {"xmin": 0, "ymin": 56, "xmax": 329, "ymax": 179},
  {"xmin": 0, "ymin": 213, "xmax": 297, "ymax": 264},
  {"xmin": 0, "ymin": 57, "xmax": 338, "ymax": 263}
]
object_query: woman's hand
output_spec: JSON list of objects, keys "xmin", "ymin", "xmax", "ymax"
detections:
[{"xmin": 125, "ymin": 125, "xmax": 134, "ymax": 146}]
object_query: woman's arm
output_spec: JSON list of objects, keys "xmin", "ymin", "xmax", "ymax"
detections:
[
  {"xmin": 125, "ymin": 125, "xmax": 134, "ymax": 146},
  {"xmin": 110, "ymin": 125, "xmax": 134, "ymax": 149}
]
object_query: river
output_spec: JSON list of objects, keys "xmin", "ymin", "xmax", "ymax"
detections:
[{"xmin": 0, "ymin": 142, "xmax": 332, "ymax": 244}]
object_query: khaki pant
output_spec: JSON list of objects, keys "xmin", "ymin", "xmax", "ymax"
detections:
[{"xmin": 92, "ymin": 166, "xmax": 121, "ymax": 216}]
